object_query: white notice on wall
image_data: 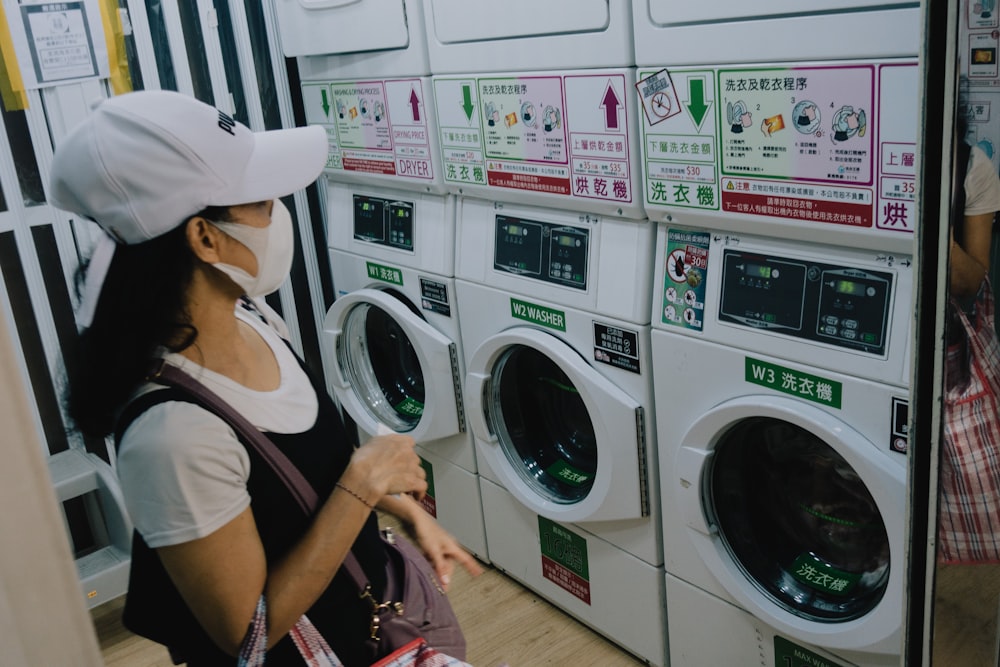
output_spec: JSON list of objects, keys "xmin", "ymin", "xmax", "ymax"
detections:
[{"xmin": 5, "ymin": 0, "xmax": 109, "ymax": 89}]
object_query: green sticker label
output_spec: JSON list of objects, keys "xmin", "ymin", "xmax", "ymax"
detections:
[
  {"xmin": 790, "ymin": 553, "xmax": 861, "ymax": 596},
  {"xmin": 773, "ymin": 636, "xmax": 848, "ymax": 667},
  {"xmin": 419, "ymin": 457, "xmax": 435, "ymax": 498},
  {"xmin": 394, "ymin": 397, "xmax": 424, "ymax": 417},
  {"xmin": 545, "ymin": 460, "xmax": 593, "ymax": 487},
  {"xmin": 745, "ymin": 357, "xmax": 842, "ymax": 409},
  {"xmin": 366, "ymin": 261, "xmax": 404, "ymax": 286},
  {"xmin": 539, "ymin": 516, "xmax": 591, "ymax": 604},
  {"xmin": 417, "ymin": 456, "xmax": 437, "ymax": 518},
  {"xmin": 510, "ymin": 298, "xmax": 566, "ymax": 331}
]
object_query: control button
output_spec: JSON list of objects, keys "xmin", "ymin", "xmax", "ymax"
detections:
[
  {"xmin": 841, "ymin": 329, "xmax": 858, "ymax": 340},
  {"xmin": 552, "ymin": 262, "xmax": 562, "ymax": 271},
  {"xmin": 823, "ymin": 325, "xmax": 838, "ymax": 335},
  {"xmin": 843, "ymin": 319, "xmax": 859, "ymax": 329},
  {"xmin": 824, "ymin": 315, "xmax": 839, "ymax": 326},
  {"xmin": 866, "ymin": 286, "xmax": 877, "ymax": 297}
]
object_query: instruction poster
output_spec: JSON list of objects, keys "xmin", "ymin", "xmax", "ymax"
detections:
[
  {"xmin": 434, "ymin": 71, "xmax": 637, "ymax": 208},
  {"xmin": 5, "ymin": 0, "xmax": 108, "ymax": 88},
  {"xmin": 636, "ymin": 68, "xmax": 719, "ymax": 212},
  {"xmin": 718, "ymin": 64, "xmax": 875, "ymax": 227},
  {"xmin": 638, "ymin": 60, "xmax": 919, "ymax": 238},
  {"xmin": 300, "ymin": 78, "xmax": 437, "ymax": 183},
  {"xmin": 660, "ymin": 228, "xmax": 710, "ymax": 331}
]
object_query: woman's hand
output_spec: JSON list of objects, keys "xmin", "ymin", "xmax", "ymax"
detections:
[
  {"xmin": 343, "ymin": 434, "xmax": 428, "ymax": 503},
  {"xmin": 406, "ymin": 503, "xmax": 484, "ymax": 591}
]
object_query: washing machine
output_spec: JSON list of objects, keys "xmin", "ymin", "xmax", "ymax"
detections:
[
  {"xmin": 321, "ymin": 182, "xmax": 486, "ymax": 560},
  {"xmin": 651, "ymin": 225, "xmax": 912, "ymax": 666},
  {"xmin": 632, "ymin": 0, "xmax": 918, "ymax": 67},
  {"xmin": 275, "ymin": 0, "xmax": 430, "ymax": 68},
  {"xmin": 454, "ymin": 196, "xmax": 666, "ymax": 665},
  {"xmin": 423, "ymin": 0, "xmax": 634, "ymax": 73}
]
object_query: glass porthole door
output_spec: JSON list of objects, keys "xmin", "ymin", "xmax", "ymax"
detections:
[
  {"xmin": 465, "ymin": 327, "xmax": 649, "ymax": 523},
  {"xmin": 323, "ymin": 289, "xmax": 462, "ymax": 442},
  {"xmin": 674, "ymin": 395, "xmax": 906, "ymax": 652}
]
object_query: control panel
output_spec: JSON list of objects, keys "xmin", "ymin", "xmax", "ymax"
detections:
[
  {"xmin": 493, "ymin": 214, "xmax": 589, "ymax": 290},
  {"xmin": 719, "ymin": 249, "xmax": 892, "ymax": 355},
  {"xmin": 353, "ymin": 194, "xmax": 414, "ymax": 251}
]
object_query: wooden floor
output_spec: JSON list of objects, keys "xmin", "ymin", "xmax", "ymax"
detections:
[
  {"xmin": 93, "ymin": 526, "xmax": 645, "ymax": 666},
  {"xmin": 93, "ymin": 529, "xmax": 1000, "ymax": 666},
  {"xmin": 932, "ymin": 562, "xmax": 1000, "ymax": 666}
]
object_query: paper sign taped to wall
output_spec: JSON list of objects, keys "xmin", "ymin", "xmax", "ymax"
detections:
[{"xmin": 4, "ymin": 0, "xmax": 108, "ymax": 89}]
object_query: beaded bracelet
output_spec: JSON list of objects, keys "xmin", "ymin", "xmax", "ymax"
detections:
[{"xmin": 335, "ymin": 481, "xmax": 376, "ymax": 510}]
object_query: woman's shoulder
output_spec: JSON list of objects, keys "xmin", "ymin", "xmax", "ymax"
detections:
[{"xmin": 117, "ymin": 392, "xmax": 245, "ymax": 467}]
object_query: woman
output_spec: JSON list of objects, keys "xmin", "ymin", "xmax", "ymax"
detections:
[
  {"xmin": 951, "ymin": 114, "xmax": 1000, "ymax": 297},
  {"xmin": 52, "ymin": 90, "xmax": 480, "ymax": 665}
]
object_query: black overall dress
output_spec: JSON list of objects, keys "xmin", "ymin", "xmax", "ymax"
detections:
[{"xmin": 115, "ymin": 353, "xmax": 388, "ymax": 666}]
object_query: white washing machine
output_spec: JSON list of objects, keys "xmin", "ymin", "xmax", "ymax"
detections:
[
  {"xmin": 321, "ymin": 182, "xmax": 486, "ymax": 560},
  {"xmin": 651, "ymin": 225, "xmax": 912, "ymax": 666},
  {"xmin": 423, "ymin": 0, "xmax": 634, "ymax": 73},
  {"xmin": 632, "ymin": 0, "xmax": 918, "ymax": 66},
  {"xmin": 275, "ymin": 0, "xmax": 430, "ymax": 70},
  {"xmin": 454, "ymin": 197, "xmax": 666, "ymax": 665}
]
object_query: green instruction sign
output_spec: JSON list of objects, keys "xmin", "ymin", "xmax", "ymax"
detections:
[
  {"xmin": 790, "ymin": 553, "xmax": 861, "ymax": 596},
  {"xmin": 510, "ymin": 298, "xmax": 566, "ymax": 331},
  {"xmin": 773, "ymin": 636, "xmax": 848, "ymax": 667},
  {"xmin": 366, "ymin": 261, "xmax": 403, "ymax": 286},
  {"xmin": 394, "ymin": 396, "xmax": 424, "ymax": 417},
  {"xmin": 745, "ymin": 357, "xmax": 842, "ymax": 409},
  {"xmin": 545, "ymin": 460, "xmax": 593, "ymax": 488},
  {"xmin": 539, "ymin": 516, "xmax": 591, "ymax": 604}
]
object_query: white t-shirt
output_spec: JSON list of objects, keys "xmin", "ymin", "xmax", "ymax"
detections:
[
  {"xmin": 965, "ymin": 144, "xmax": 1000, "ymax": 217},
  {"xmin": 116, "ymin": 304, "xmax": 319, "ymax": 549}
]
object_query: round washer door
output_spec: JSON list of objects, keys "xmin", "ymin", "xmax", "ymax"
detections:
[
  {"xmin": 323, "ymin": 289, "xmax": 462, "ymax": 442},
  {"xmin": 674, "ymin": 394, "xmax": 904, "ymax": 655},
  {"xmin": 465, "ymin": 327, "xmax": 649, "ymax": 523}
]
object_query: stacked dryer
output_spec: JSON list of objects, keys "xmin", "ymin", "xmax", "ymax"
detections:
[
  {"xmin": 425, "ymin": 2, "xmax": 668, "ymax": 664},
  {"xmin": 634, "ymin": 2, "xmax": 920, "ymax": 665},
  {"xmin": 281, "ymin": 0, "xmax": 487, "ymax": 559}
]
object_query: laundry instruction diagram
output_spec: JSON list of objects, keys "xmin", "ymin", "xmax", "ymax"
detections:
[{"xmin": 637, "ymin": 61, "xmax": 918, "ymax": 237}]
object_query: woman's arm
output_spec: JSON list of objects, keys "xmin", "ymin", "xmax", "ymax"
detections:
[
  {"xmin": 156, "ymin": 433, "xmax": 426, "ymax": 656},
  {"xmin": 378, "ymin": 492, "xmax": 484, "ymax": 590},
  {"xmin": 951, "ymin": 211, "xmax": 994, "ymax": 297}
]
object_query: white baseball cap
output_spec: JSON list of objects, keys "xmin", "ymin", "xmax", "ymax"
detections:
[
  {"xmin": 49, "ymin": 90, "xmax": 328, "ymax": 327},
  {"xmin": 49, "ymin": 89, "xmax": 328, "ymax": 244}
]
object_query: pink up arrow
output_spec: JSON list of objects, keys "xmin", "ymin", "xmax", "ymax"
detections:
[
  {"xmin": 601, "ymin": 84, "xmax": 621, "ymax": 130},
  {"xmin": 409, "ymin": 89, "xmax": 421, "ymax": 122}
]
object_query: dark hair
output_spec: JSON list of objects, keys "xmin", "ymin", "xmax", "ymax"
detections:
[{"xmin": 64, "ymin": 206, "xmax": 231, "ymax": 437}]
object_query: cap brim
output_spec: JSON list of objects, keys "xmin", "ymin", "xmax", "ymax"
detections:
[{"xmin": 214, "ymin": 124, "xmax": 327, "ymax": 206}]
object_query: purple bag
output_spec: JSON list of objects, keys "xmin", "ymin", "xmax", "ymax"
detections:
[{"xmin": 353, "ymin": 526, "xmax": 467, "ymax": 661}]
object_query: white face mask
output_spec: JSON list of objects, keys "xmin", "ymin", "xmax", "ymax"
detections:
[{"xmin": 211, "ymin": 199, "xmax": 295, "ymax": 297}]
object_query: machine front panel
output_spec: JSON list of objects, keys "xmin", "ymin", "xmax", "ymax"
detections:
[
  {"xmin": 494, "ymin": 214, "xmax": 589, "ymax": 290},
  {"xmin": 719, "ymin": 249, "xmax": 892, "ymax": 356},
  {"xmin": 353, "ymin": 194, "xmax": 415, "ymax": 251}
]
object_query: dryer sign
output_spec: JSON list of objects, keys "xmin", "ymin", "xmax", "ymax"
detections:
[{"xmin": 600, "ymin": 82, "xmax": 622, "ymax": 130}]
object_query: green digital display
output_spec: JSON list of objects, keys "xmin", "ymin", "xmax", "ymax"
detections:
[
  {"xmin": 747, "ymin": 263, "xmax": 771, "ymax": 279},
  {"xmin": 556, "ymin": 234, "xmax": 576, "ymax": 247},
  {"xmin": 836, "ymin": 279, "xmax": 864, "ymax": 295},
  {"xmin": 506, "ymin": 224, "xmax": 522, "ymax": 236}
]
